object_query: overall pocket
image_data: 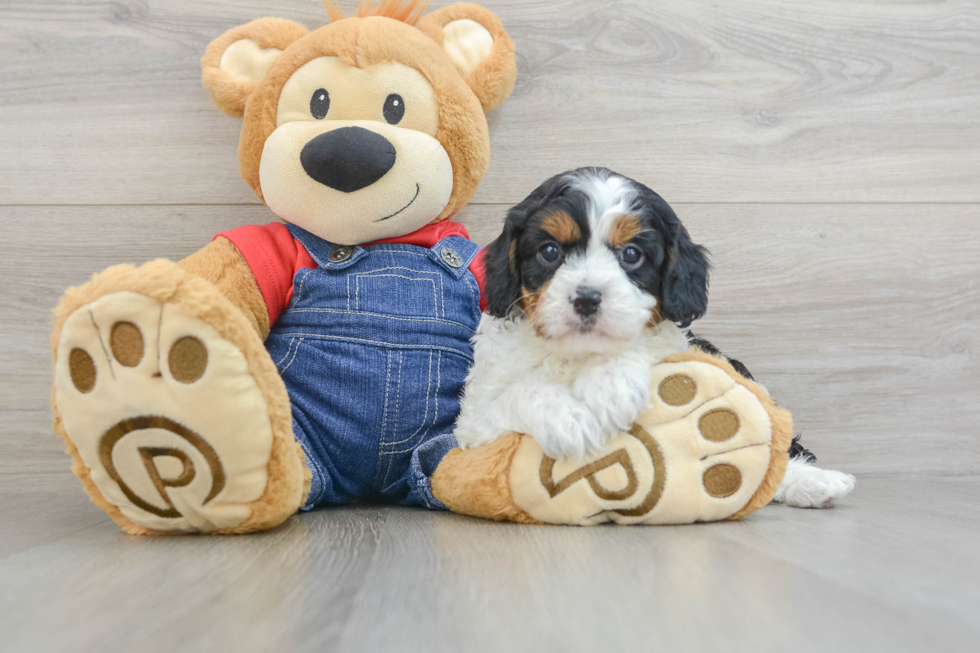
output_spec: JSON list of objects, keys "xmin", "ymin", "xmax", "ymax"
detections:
[{"xmin": 352, "ymin": 266, "xmax": 445, "ymax": 319}]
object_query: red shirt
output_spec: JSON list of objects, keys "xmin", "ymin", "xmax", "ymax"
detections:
[{"xmin": 217, "ymin": 221, "xmax": 487, "ymax": 326}]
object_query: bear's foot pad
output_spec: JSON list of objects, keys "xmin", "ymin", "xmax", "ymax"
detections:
[
  {"xmin": 54, "ymin": 291, "xmax": 276, "ymax": 533},
  {"xmin": 435, "ymin": 354, "xmax": 791, "ymax": 526}
]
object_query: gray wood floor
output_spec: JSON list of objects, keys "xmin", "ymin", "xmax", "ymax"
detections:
[
  {"xmin": 1, "ymin": 478, "xmax": 978, "ymax": 652},
  {"xmin": 1, "ymin": 1, "xmax": 978, "ymax": 651}
]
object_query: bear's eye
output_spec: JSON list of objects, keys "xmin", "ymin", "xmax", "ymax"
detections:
[
  {"xmin": 310, "ymin": 88, "xmax": 330, "ymax": 120},
  {"xmin": 383, "ymin": 94, "xmax": 405, "ymax": 125}
]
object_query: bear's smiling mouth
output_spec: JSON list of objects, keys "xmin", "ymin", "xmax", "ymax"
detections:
[{"xmin": 375, "ymin": 183, "xmax": 421, "ymax": 222}]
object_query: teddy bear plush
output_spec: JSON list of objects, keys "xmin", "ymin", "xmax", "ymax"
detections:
[{"xmin": 50, "ymin": 1, "xmax": 792, "ymax": 534}]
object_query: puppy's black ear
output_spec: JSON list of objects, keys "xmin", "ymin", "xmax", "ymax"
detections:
[
  {"xmin": 484, "ymin": 209, "xmax": 525, "ymax": 317},
  {"xmin": 661, "ymin": 225, "xmax": 710, "ymax": 328}
]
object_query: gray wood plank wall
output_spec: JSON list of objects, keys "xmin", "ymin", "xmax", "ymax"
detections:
[{"xmin": 1, "ymin": 0, "xmax": 978, "ymax": 491}]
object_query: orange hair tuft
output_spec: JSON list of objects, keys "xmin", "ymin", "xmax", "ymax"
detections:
[{"xmin": 325, "ymin": 0, "xmax": 431, "ymax": 26}]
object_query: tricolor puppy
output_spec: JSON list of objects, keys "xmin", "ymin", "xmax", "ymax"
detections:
[
  {"xmin": 456, "ymin": 167, "xmax": 855, "ymax": 508},
  {"xmin": 456, "ymin": 167, "xmax": 705, "ymax": 460}
]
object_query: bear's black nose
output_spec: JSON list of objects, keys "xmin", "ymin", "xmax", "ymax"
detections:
[{"xmin": 300, "ymin": 126, "xmax": 396, "ymax": 193}]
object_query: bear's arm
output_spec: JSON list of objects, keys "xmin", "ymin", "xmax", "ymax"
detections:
[{"xmin": 178, "ymin": 237, "xmax": 271, "ymax": 339}]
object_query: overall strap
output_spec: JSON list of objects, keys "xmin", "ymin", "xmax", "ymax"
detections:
[
  {"xmin": 287, "ymin": 223, "xmax": 481, "ymax": 275},
  {"xmin": 427, "ymin": 236, "xmax": 482, "ymax": 279},
  {"xmin": 286, "ymin": 224, "xmax": 368, "ymax": 270}
]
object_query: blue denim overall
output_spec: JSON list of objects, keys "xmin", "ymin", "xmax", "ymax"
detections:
[{"xmin": 264, "ymin": 225, "xmax": 481, "ymax": 510}]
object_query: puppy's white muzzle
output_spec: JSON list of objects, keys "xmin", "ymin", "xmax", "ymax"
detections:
[{"xmin": 536, "ymin": 250, "xmax": 658, "ymax": 348}]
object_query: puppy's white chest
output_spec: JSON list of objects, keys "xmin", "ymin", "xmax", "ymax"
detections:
[{"xmin": 538, "ymin": 354, "xmax": 590, "ymax": 387}]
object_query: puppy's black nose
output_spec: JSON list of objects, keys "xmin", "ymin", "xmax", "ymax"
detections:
[
  {"xmin": 300, "ymin": 126, "xmax": 396, "ymax": 193},
  {"xmin": 573, "ymin": 287, "xmax": 602, "ymax": 317}
]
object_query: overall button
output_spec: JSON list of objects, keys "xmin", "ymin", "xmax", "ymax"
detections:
[
  {"xmin": 328, "ymin": 245, "xmax": 353, "ymax": 263},
  {"xmin": 441, "ymin": 247, "xmax": 463, "ymax": 268}
]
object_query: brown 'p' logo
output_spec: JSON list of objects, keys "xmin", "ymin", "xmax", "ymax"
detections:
[
  {"xmin": 98, "ymin": 416, "xmax": 225, "ymax": 518},
  {"xmin": 539, "ymin": 425, "xmax": 666, "ymax": 517}
]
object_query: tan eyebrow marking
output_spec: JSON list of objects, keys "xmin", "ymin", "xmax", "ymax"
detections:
[
  {"xmin": 608, "ymin": 214, "xmax": 642, "ymax": 248},
  {"xmin": 541, "ymin": 211, "xmax": 581, "ymax": 243}
]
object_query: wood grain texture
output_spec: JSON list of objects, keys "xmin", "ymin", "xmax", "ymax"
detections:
[
  {"xmin": 0, "ymin": 478, "xmax": 977, "ymax": 652},
  {"xmin": 0, "ymin": 491, "xmax": 109, "ymax": 559},
  {"xmin": 1, "ymin": 0, "xmax": 979, "ymax": 204}
]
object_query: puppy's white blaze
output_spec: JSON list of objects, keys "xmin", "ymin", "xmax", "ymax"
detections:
[{"xmin": 567, "ymin": 168, "xmax": 638, "ymax": 237}]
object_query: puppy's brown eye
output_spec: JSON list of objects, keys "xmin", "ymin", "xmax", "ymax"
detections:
[
  {"xmin": 538, "ymin": 242, "xmax": 562, "ymax": 264},
  {"xmin": 383, "ymin": 94, "xmax": 405, "ymax": 124},
  {"xmin": 311, "ymin": 88, "xmax": 330, "ymax": 120},
  {"xmin": 619, "ymin": 245, "xmax": 644, "ymax": 271}
]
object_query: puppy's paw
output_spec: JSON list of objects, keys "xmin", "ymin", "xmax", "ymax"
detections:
[
  {"xmin": 573, "ymin": 359, "xmax": 650, "ymax": 434},
  {"xmin": 773, "ymin": 459, "xmax": 856, "ymax": 508},
  {"xmin": 524, "ymin": 390, "xmax": 604, "ymax": 461}
]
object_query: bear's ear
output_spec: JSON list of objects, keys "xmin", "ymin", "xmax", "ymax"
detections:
[
  {"xmin": 417, "ymin": 3, "xmax": 517, "ymax": 111},
  {"xmin": 202, "ymin": 18, "xmax": 310, "ymax": 118}
]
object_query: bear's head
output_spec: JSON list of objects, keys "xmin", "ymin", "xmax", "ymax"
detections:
[{"xmin": 202, "ymin": 1, "xmax": 516, "ymax": 245}]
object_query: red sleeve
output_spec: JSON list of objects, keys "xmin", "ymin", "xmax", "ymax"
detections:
[
  {"xmin": 469, "ymin": 248, "xmax": 488, "ymax": 313},
  {"xmin": 215, "ymin": 223, "xmax": 316, "ymax": 326}
]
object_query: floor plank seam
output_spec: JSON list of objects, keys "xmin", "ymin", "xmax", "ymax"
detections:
[{"xmin": 0, "ymin": 517, "xmax": 112, "ymax": 563}]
